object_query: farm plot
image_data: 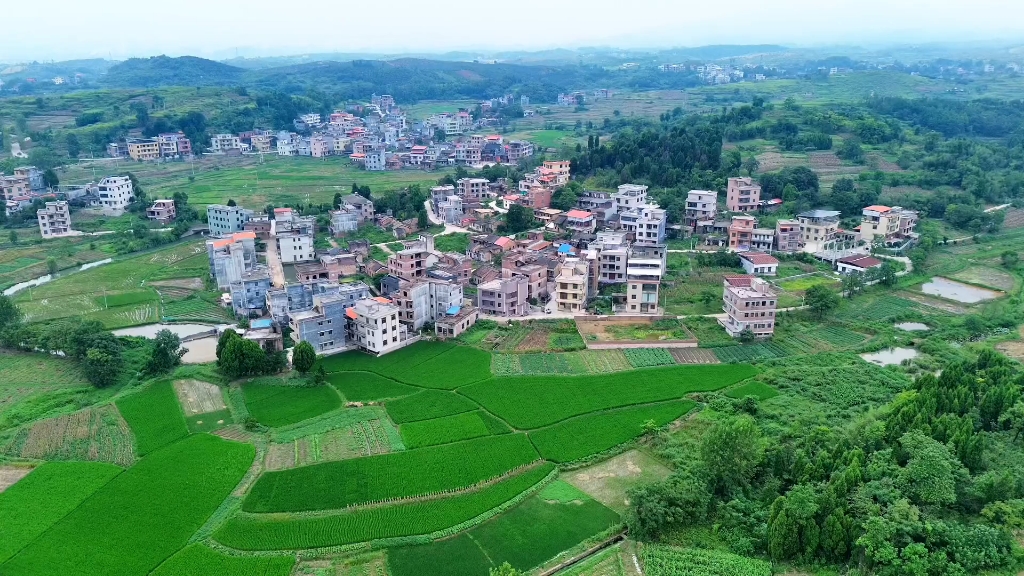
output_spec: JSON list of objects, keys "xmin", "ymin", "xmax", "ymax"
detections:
[
  {"xmin": 173, "ymin": 379, "xmax": 227, "ymax": 415},
  {"xmin": 669, "ymin": 348, "xmax": 720, "ymax": 364},
  {"xmin": 6, "ymin": 404, "xmax": 134, "ymax": 467},
  {"xmin": 837, "ymin": 294, "xmax": 923, "ymax": 321},
  {"xmin": 215, "ymin": 463, "xmax": 555, "ymax": 550},
  {"xmin": 388, "ymin": 481, "xmax": 620, "ymax": 576},
  {"xmin": 321, "ymin": 341, "xmax": 455, "ymax": 380},
  {"xmin": 396, "ymin": 346, "xmax": 492, "ymax": 389},
  {"xmin": 812, "ymin": 326, "xmax": 868, "ymax": 348},
  {"xmin": 241, "ymin": 380, "xmax": 342, "ymax": 428},
  {"xmin": 161, "ymin": 296, "xmax": 233, "ymax": 323},
  {"xmin": 328, "ymin": 372, "xmax": 419, "ymax": 402},
  {"xmin": 151, "ymin": 544, "xmax": 295, "ymax": 576},
  {"xmin": 565, "ymin": 450, "xmax": 673, "ymax": 514},
  {"xmin": 265, "ymin": 416, "xmax": 400, "ymax": 471},
  {"xmin": 1, "ymin": 434, "xmax": 253, "ymax": 576},
  {"xmin": 400, "ymin": 411, "xmax": 510, "ymax": 449},
  {"xmin": 950, "ymin": 266, "xmax": 1017, "ymax": 292},
  {"xmin": 639, "ymin": 545, "xmax": 771, "ymax": 576},
  {"xmin": 461, "ymin": 364, "xmax": 757, "ymax": 430},
  {"xmin": 243, "ymin": 433, "xmax": 539, "ymax": 513},
  {"xmin": 623, "ymin": 348, "xmax": 677, "ymax": 368},
  {"xmin": 0, "ymin": 467, "xmax": 32, "ymax": 492},
  {"xmin": 115, "ymin": 380, "xmax": 188, "ymax": 456},
  {"xmin": 492, "ymin": 351, "xmax": 633, "ymax": 376},
  {"xmin": 0, "ymin": 461, "xmax": 122, "ymax": 564},
  {"xmin": 712, "ymin": 342, "xmax": 790, "ymax": 363},
  {"xmin": 385, "ymin": 389, "xmax": 480, "ymax": 424},
  {"xmin": 725, "ymin": 381, "xmax": 779, "ymax": 401},
  {"xmin": 528, "ymin": 400, "xmax": 695, "ymax": 463},
  {"xmin": 776, "ymin": 273, "xmax": 840, "ymax": 293}
]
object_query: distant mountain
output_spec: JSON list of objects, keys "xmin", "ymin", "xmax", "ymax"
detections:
[
  {"xmin": 101, "ymin": 55, "xmax": 245, "ymax": 87},
  {"xmin": 657, "ymin": 45, "xmax": 789, "ymax": 60}
]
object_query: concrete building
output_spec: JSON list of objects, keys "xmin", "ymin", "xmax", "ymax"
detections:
[
  {"xmin": 127, "ymin": 138, "xmax": 160, "ymax": 161},
  {"xmin": 625, "ymin": 247, "xmax": 664, "ymax": 314},
  {"xmin": 613, "ymin": 184, "xmax": 648, "ymax": 212},
  {"xmin": 836, "ymin": 254, "xmax": 883, "ymax": 275},
  {"xmin": 268, "ymin": 281, "xmax": 369, "ymax": 324},
  {"xmin": 621, "ymin": 205, "xmax": 666, "ymax": 244},
  {"xmin": 290, "ymin": 292, "xmax": 352, "ymax": 354},
  {"xmin": 590, "ymin": 231, "xmax": 630, "ymax": 284},
  {"xmin": 157, "ymin": 132, "xmax": 192, "ymax": 157},
  {"xmin": 564, "ymin": 209, "xmax": 597, "ymax": 234},
  {"xmin": 210, "ymin": 134, "xmax": 243, "ymax": 152},
  {"xmin": 342, "ymin": 194, "xmax": 374, "ymax": 221},
  {"xmin": 554, "ymin": 258, "xmax": 590, "ymax": 313},
  {"xmin": 738, "ymin": 252, "xmax": 780, "ymax": 276},
  {"xmin": 436, "ymin": 306, "xmax": 480, "ymax": 339},
  {"xmin": 728, "ymin": 215, "xmax": 757, "ymax": 251},
  {"xmin": 720, "ymin": 275, "xmax": 777, "ymax": 338},
  {"xmin": 726, "ymin": 177, "xmax": 761, "ymax": 212},
  {"xmin": 277, "ymin": 230, "xmax": 316, "ymax": 263},
  {"xmin": 388, "ymin": 235, "xmax": 435, "ymax": 280},
  {"xmin": 146, "ymin": 199, "xmax": 176, "ymax": 223},
  {"xmin": 685, "ymin": 190, "xmax": 718, "ymax": 233},
  {"xmin": 207, "ymin": 232, "xmax": 257, "ymax": 289},
  {"xmin": 329, "ymin": 209, "xmax": 359, "ymax": 235},
  {"xmin": 346, "ymin": 298, "xmax": 411, "ymax": 356},
  {"xmin": 230, "ymin": 268, "xmax": 272, "ymax": 317},
  {"xmin": 364, "ymin": 149, "xmax": 386, "ymax": 171},
  {"xmin": 797, "ymin": 209, "xmax": 841, "ymax": 253},
  {"xmin": 478, "ymin": 276, "xmax": 529, "ymax": 317},
  {"xmin": 751, "ymin": 228, "xmax": 775, "ymax": 252},
  {"xmin": 207, "ymin": 204, "xmax": 254, "ymax": 235},
  {"xmin": 393, "ymin": 279, "xmax": 464, "ymax": 331},
  {"xmin": 858, "ymin": 205, "xmax": 919, "ymax": 246},
  {"xmin": 97, "ymin": 176, "xmax": 135, "ymax": 216},
  {"xmin": 775, "ymin": 219, "xmax": 802, "ymax": 253},
  {"xmin": 457, "ymin": 178, "xmax": 490, "ymax": 201},
  {"xmin": 37, "ymin": 201, "xmax": 72, "ymax": 238}
]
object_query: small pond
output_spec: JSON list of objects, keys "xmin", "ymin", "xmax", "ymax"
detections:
[
  {"xmin": 861, "ymin": 347, "xmax": 919, "ymax": 367},
  {"xmin": 895, "ymin": 322, "xmax": 930, "ymax": 332},
  {"xmin": 113, "ymin": 323, "xmax": 227, "ymax": 339},
  {"xmin": 180, "ymin": 337, "xmax": 219, "ymax": 364},
  {"xmin": 921, "ymin": 277, "xmax": 1001, "ymax": 304}
]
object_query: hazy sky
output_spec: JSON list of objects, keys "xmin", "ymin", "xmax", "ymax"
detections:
[{"xmin": 4, "ymin": 0, "xmax": 1024, "ymax": 62}]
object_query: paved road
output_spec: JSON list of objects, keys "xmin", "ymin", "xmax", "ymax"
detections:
[{"xmin": 266, "ymin": 235, "xmax": 286, "ymax": 288}]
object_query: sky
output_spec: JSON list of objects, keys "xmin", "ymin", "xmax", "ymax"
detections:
[{"xmin": 4, "ymin": 0, "xmax": 1024, "ymax": 62}]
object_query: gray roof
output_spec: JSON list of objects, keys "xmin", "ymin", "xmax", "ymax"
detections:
[{"xmin": 798, "ymin": 209, "xmax": 841, "ymax": 218}]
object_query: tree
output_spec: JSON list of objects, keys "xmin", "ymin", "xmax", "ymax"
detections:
[
  {"xmin": 221, "ymin": 337, "xmax": 270, "ymax": 378},
  {"xmin": 292, "ymin": 341, "xmax": 317, "ymax": 374},
  {"xmin": 81, "ymin": 333, "xmax": 123, "ymax": 388},
  {"xmin": 502, "ymin": 204, "xmax": 536, "ymax": 234},
  {"xmin": 742, "ymin": 155, "xmax": 760, "ymax": 176},
  {"xmin": 625, "ymin": 471, "xmax": 712, "ymax": 540},
  {"xmin": 216, "ymin": 329, "xmax": 240, "ymax": 364},
  {"xmin": 66, "ymin": 133, "xmax": 81, "ymax": 158},
  {"xmin": 45, "ymin": 257, "xmax": 58, "ymax": 276},
  {"xmin": 805, "ymin": 284, "xmax": 839, "ymax": 319},
  {"xmin": 8, "ymin": 230, "xmax": 18, "ymax": 245},
  {"xmin": 738, "ymin": 327, "xmax": 755, "ymax": 343},
  {"xmin": 266, "ymin": 205, "xmax": 276, "ymax": 220},
  {"xmin": 878, "ymin": 261, "xmax": 899, "ymax": 287},
  {"xmin": 837, "ymin": 137, "xmax": 865, "ymax": 163},
  {"xmin": 699, "ymin": 415, "xmax": 765, "ymax": 496},
  {"xmin": 900, "ymin": 430, "xmax": 959, "ymax": 506},
  {"xmin": 1001, "ymin": 250, "xmax": 1019, "ymax": 269},
  {"xmin": 841, "ymin": 271, "xmax": 864, "ymax": 298},
  {"xmin": 550, "ymin": 181, "xmax": 582, "ymax": 211},
  {"xmin": 417, "ymin": 209, "xmax": 429, "ymax": 230},
  {"xmin": 147, "ymin": 329, "xmax": 186, "ymax": 374},
  {"xmin": 313, "ymin": 364, "xmax": 327, "ymax": 385},
  {"xmin": 227, "ymin": 198, "xmax": 237, "ymax": 207}
]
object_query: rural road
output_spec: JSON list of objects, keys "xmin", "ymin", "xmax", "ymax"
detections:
[{"xmin": 266, "ymin": 234, "xmax": 286, "ymax": 288}]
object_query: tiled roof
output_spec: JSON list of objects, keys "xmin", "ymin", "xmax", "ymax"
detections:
[
  {"xmin": 864, "ymin": 205, "xmax": 891, "ymax": 213},
  {"xmin": 838, "ymin": 255, "xmax": 883, "ymax": 268},
  {"xmin": 566, "ymin": 209, "xmax": 593, "ymax": 219},
  {"xmin": 739, "ymin": 252, "xmax": 779, "ymax": 266}
]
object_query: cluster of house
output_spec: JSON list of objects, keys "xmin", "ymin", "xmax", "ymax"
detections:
[
  {"xmin": 657, "ymin": 62, "xmax": 769, "ymax": 83},
  {"xmin": 107, "ymin": 132, "xmax": 193, "ymax": 161},
  {"xmin": 677, "ymin": 177, "xmax": 920, "ymax": 339},
  {"xmin": 2, "ymin": 166, "xmax": 48, "ymax": 216}
]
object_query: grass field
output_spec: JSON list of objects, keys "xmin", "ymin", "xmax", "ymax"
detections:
[
  {"xmin": 215, "ymin": 463, "xmax": 555, "ymax": 550},
  {"xmin": 724, "ymin": 381, "xmax": 779, "ymax": 401},
  {"xmin": 241, "ymin": 380, "xmax": 342, "ymax": 428},
  {"xmin": 461, "ymin": 364, "xmax": 757, "ymax": 429},
  {"xmin": 4, "ymin": 404, "xmax": 136, "ymax": 466},
  {"xmin": 151, "ymin": 544, "xmax": 295, "ymax": 576},
  {"xmin": 528, "ymin": 400, "xmax": 695, "ymax": 463},
  {"xmin": 115, "ymin": 380, "xmax": 188, "ymax": 455},
  {"xmin": 1, "ymin": 434, "xmax": 253, "ymax": 576},
  {"xmin": 385, "ymin": 389, "xmax": 480, "ymax": 424},
  {"xmin": 712, "ymin": 342, "xmax": 791, "ymax": 363},
  {"xmin": 387, "ymin": 480, "xmax": 620, "ymax": 576},
  {"xmin": 492, "ymin": 350, "xmax": 634, "ymax": 376},
  {"xmin": 321, "ymin": 342, "xmax": 492, "ymax": 389},
  {"xmin": 64, "ymin": 155, "xmax": 453, "ymax": 211},
  {"xmin": 400, "ymin": 410, "xmax": 510, "ymax": 449},
  {"xmin": 329, "ymin": 372, "xmax": 420, "ymax": 402},
  {"xmin": 0, "ymin": 462, "xmax": 122, "ymax": 564},
  {"xmin": 243, "ymin": 433, "xmax": 538, "ymax": 512},
  {"xmin": 0, "ymin": 350, "xmax": 101, "ymax": 433}
]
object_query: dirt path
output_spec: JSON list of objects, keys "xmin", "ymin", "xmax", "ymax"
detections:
[{"xmin": 266, "ymin": 233, "xmax": 286, "ymax": 288}]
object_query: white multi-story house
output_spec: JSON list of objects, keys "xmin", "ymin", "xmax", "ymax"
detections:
[
  {"xmin": 347, "ymin": 298, "xmax": 412, "ymax": 356},
  {"xmin": 797, "ymin": 209, "xmax": 842, "ymax": 253},
  {"xmin": 620, "ymin": 205, "xmax": 666, "ymax": 244},
  {"xmin": 858, "ymin": 205, "xmax": 919, "ymax": 247},
  {"xmin": 613, "ymin": 184, "xmax": 648, "ymax": 212},
  {"xmin": 97, "ymin": 176, "xmax": 135, "ymax": 216},
  {"xmin": 554, "ymin": 258, "xmax": 590, "ymax": 313},
  {"xmin": 210, "ymin": 134, "xmax": 243, "ymax": 152},
  {"xmin": 207, "ymin": 204, "xmax": 254, "ymax": 236},
  {"xmin": 590, "ymin": 231, "xmax": 630, "ymax": 283},
  {"xmin": 277, "ymin": 231, "xmax": 315, "ymax": 263},
  {"xmin": 365, "ymin": 149, "xmax": 386, "ymax": 171},
  {"xmin": 37, "ymin": 201, "xmax": 72, "ymax": 239},
  {"xmin": 719, "ymin": 275, "xmax": 777, "ymax": 338},
  {"xmin": 685, "ymin": 190, "xmax": 718, "ymax": 233},
  {"xmin": 625, "ymin": 244, "xmax": 665, "ymax": 315}
]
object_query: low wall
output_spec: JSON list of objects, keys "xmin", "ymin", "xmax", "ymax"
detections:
[{"xmin": 587, "ymin": 340, "xmax": 697, "ymax": 349}]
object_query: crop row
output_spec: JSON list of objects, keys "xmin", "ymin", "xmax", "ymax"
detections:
[
  {"xmin": 215, "ymin": 464, "xmax": 555, "ymax": 550},
  {"xmin": 639, "ymin": 545, "xmax": 771, "ymax": 576},
  {"xmin": 623, "ymin": 348, "xmax": 677, "ymax": 368},
  {"xmin": 151, "ymin": 544, "xmax": 294, "ymax": 576},
  {"xmin": 385, "ymin": 389, "xmax": 479, "ymax": 424},
  {"xmin": 712, "ymin": 342, "xmax": 790, "ymax": 363},
  {"xmin": 400, "ymin": 411, "xmax": 508, "ymax": 449},
  {"xmin": 115, "ymin": 381, "xmax": 189, "ymax": 456},
  {"xmin": 461, "ymin": 364, "xmax": 756, "ymax": 429},
  {"xmin": 242, "ymin": 433, "xmax": 539, "ymax": 513}
]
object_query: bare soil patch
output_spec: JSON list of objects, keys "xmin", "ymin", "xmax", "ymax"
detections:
[
  {"xmin": 868, "ymin": 153, "xmax": 904, "ymax": 172},
  {"xmin": 174, "ymin": 379, "xmax": 227, "ymax": 416},
  {"xmin": 756, "ymin": 152, "xmax": 785, "ymax": 172},
  {"xmin": 997, "ymin": 340, "xmax": 1024, "ymax": 363},
  {"xmin": 517, "ymin": 327, "xmax": 552, "ymax": 352},
  {"xmin": 0, "ymin": 465, "xmax": 33, "ymax": 493},
  {"xmin": 565, "ymin": 449, "xmax": 672, "ymax": 514},
  {"xmin": 149, "ymin": 278, "xmax": 205, "ymax": 290},
  {"xmin": 670, "ymin": 348, "xmax": 720, "ymax": 364},
  {"xmin": 1002, "ymin": 208, "xmax": 1024, "ymax": 229},
  {"xmin": 899, "ymin": 290, "xmax": 967, "ymax": 314}
]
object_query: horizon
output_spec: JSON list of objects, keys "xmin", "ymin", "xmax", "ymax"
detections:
[{"xmin": 4, "ymin": 0, "xmax": 1024, "ymax": 63}]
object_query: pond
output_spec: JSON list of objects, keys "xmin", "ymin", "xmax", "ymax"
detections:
[
  {"xmin": 112, "ymin": 323, "xmax": 227, "ymax": 339},
  {"xmin": 895, "ymin": 322, "xmax": 930, "ymax": 331},
  {"xmin": 860, "ymin": 347, "xmax": 919, "ymax": 367},
  {"xmin": 921, "ymin": 277, "xmax": 1002, "ymax": 304},
  {"xmin": 180, "ymin": 336, "xmax": 219, "ymax": 364}
]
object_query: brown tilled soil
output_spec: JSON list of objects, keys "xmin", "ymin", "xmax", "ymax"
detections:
[
  {"xmin": 149, "ymin": 278, "xmax": 205, "ymax": 290},
  {"xmin": 0, "ymin": 465, "xmax": 34, "ymax": 492},
  {"xmin": 516, "ymin": 328, "xmax": 552, "ymax": 352},
  {"xmin": 16, "ymin": 405, "xmax": 134, "ymax": 467},
  {"xmin": 669, "ymin": 348, "xmax": 720, "ymax": 364}
]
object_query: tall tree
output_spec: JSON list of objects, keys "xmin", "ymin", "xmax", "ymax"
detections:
[
  {"xmin": 502, "ymin": 204, "xmax": 536, "ymax": 234},
  {"xmin": 804, "ymin": 284, "xmax": 840, "ymax": 319},
  {"xmin": 292, "ymin": 341, "xmax": 317, "ymax": 374},
  {"xmin": 147, "ymin": 329, "xmax": 187, "ymax": 374}
]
